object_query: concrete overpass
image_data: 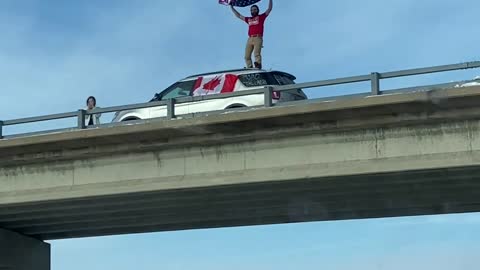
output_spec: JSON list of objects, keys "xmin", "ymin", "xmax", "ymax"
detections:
[{"xmin": 2, "ymin": 86, "xmax": 480, "ymax": 268}]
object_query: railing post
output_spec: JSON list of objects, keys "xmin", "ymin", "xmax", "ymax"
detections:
[
  {"xmin": 0, "ymin": 120, "xmax": 3, "ymax": 139},
  {"xmin": 371, "ymin": 72, "xmax": 381, "ymax": 95},
  {"xmin": 77, "ymin": 109, "xmax": 86, "ymax": 129},
  {"xmin": 167, "ymin": 99, "xmax": 175, "ymax": 119},
  {"xmin": 264, "ymin": 87, "xmax": 273, "ymax": 107}
]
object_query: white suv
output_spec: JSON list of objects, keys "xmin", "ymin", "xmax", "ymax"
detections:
[{"xmin": 112, "ymin": 68, "xmax": 307, "ymax": 122}]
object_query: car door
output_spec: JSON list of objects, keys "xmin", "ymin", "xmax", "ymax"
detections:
[{"xmin": 150, "ymin": 80, "xmax": 195, "ymax": 118}]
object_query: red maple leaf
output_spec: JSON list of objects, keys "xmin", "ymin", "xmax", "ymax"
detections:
[{"xmin": 202, "ymin": 76, "xmax": 222, "ymax": 91}]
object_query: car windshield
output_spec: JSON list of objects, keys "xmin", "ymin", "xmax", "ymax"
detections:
[{"xmin": 150, "ymin": 80, "xmax": 195, "ymax": 102}]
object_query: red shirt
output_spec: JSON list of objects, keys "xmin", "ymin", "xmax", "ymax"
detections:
[{"xmin": 244, "ymin": 13, "xmax": 268, "ymax": 37}]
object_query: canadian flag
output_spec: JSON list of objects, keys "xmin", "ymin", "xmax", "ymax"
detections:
[{"xmin": 192, "ymin": 74, "xmax": 238, "ymax": 96}]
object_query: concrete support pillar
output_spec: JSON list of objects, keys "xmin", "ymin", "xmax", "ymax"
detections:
[{"xmin": 0, "ymin": 228, "xmax": 50, "ymax": 270}]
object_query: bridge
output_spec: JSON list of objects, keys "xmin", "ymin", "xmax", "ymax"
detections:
[{"xmin": 2, "ymin": 62, "xmax": 480, "ymax": 269}]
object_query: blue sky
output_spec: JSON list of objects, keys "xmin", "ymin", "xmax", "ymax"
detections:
[{"xmin": 1, "ymin": 0, "xmax": 480, "ymax": 269}]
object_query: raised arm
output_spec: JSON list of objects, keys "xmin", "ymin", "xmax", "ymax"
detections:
[
  {"xmin": 265, "ymin": 0, "xmax": 273, "ymax": 16},
  {"xmin": 230, "ymin": 4, "xmax": 245, "ymax": 21}
]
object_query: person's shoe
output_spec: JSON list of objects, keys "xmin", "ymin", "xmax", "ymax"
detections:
[{"xmin": 254, "ymin": 62, "xmax": 262, "ymax": 69}]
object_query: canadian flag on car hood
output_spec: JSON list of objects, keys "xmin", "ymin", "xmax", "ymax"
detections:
[{"xmin": 192, "ymin": 74, "xmax": 238, "ymax": 96}]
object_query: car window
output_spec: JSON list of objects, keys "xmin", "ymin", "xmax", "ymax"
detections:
[
  {"xmin": 238, "ymin": 72, "xmax": 297, "ymax": 87},
  {"xmin": 160, "ymin": 80, "xmax": 195, "ymax": 100},
  {"xmin": 239, "ymin": 71, "xmax": 306, "ymax": 101},
  {"xmin": 272, "ymin": 72, "xmax": 295, "ymax": 85},
  {"xmin": 238, "ymin": 73, "xmax": 276, "ymax": 87}
]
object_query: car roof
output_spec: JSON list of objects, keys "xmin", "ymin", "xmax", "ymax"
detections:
[{"xmin": 179, "ymin": 68, "xmax": 296, "ymax": 81}]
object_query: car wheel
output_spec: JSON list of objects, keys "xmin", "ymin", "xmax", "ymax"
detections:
[
  {"xmin": 226, "ymin": 104, "xmax": 247, "ymax": 109},
  {"xmin": 121, "ymin": 117, "xmax": 140, "ymax": 122}
]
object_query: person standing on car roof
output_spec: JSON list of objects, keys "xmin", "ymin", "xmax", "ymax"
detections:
[{"xmin": 230, "ymin": 0, "xmax": 273, "ymax": 70}]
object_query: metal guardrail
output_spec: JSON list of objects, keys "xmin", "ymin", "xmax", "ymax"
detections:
[{"xmin": 1, "ymin": 61, "xmax": 480, "ymax": 139}]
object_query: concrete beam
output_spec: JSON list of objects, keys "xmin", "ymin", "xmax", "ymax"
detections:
[
  {"xmin": 2, "ymin": 85, "xmax": 480, "ymax": 157},
  {"xmin": 0, "ymin": 229, "xmax": 50, "ymax": 270}
]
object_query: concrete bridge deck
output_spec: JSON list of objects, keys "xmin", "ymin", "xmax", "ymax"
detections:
[{"xmin": 2, "ymin": 86, "xmax": 480, "ymax": 240}]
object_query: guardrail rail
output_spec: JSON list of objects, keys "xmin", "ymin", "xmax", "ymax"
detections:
[{"xmin": 2, "ymin": 61, "xmax": 480, "ymax": 139}]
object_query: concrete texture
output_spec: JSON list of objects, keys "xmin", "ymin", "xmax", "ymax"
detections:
[
  {"xmin": 0, "ymin": 228, "xmax": 50, "ymax": 270},
  {"xmin": 2, "ymin": 86, "xmax": 480, "ymax": 240}
]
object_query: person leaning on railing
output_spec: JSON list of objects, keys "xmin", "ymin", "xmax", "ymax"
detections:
[{"xmin": 85, "ymin": 96, "xmax": 101, "ymax": 126}]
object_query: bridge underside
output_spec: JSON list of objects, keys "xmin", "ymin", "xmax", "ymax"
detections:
[{"xmin": 1, "ymin": 165, "xmax": 479, "ymax": 240}]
